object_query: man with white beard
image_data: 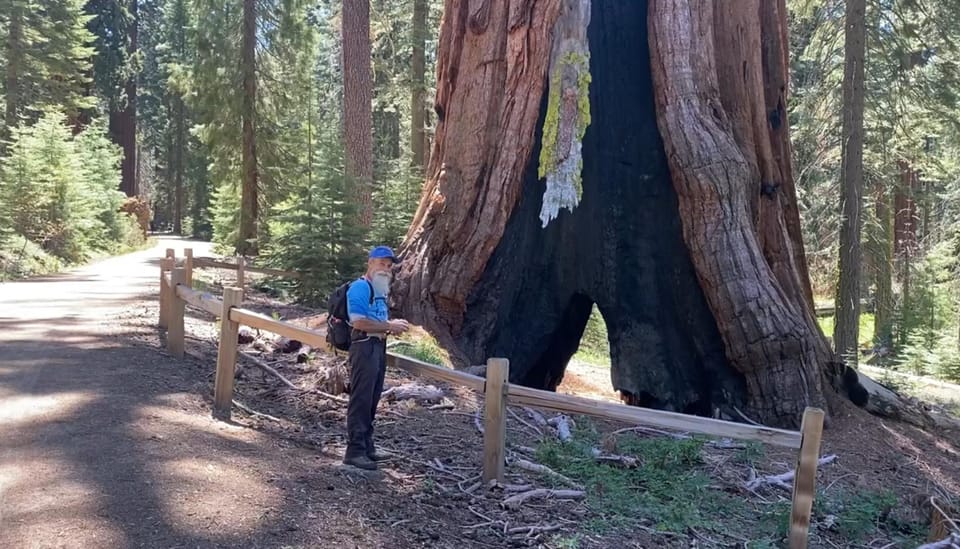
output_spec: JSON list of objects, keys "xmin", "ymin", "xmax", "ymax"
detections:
[{"xmin": 343, "ymin": 245, "xmax": 410, "ymax": 470}]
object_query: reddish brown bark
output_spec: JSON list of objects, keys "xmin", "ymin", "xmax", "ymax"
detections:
[
  {"xmin": 396, "ymin": 0, "xmax": 839, "ymax": 426},
  {"xmin": 648, "ymin": 0, "xmax": 829, "ymax": 423},
  {"xmin": 395, "ymin": 0, "xmax": 562, "ymax": 342},
  {"xmin": 342, "ymin": 0, "xmax": 374, "ymax": 228}
]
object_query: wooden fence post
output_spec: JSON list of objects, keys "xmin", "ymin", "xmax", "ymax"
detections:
[
  {"xmin": 236, "ymin": 255, "xmax": 245, "ymax": 300},
  {"xmin": 213, "ymin": 287, "xmax": 243, "ymax": 419},
  {"xmin": 159, "ymin": 257, "xmax": 174, "ymax": 329},
  {"xmin": 184, "ymin": 248, "xmax": 193, "ymax": 287},
  {"xmin": 167, "ymin": 268, "xmax": 186, "ymax": 359},
  {"xmin": 788, "ymin": 407, "xmax": 825, "ymax": 549},
  {"xmin": 483, "ymin": 358, "xmax": 509, "ymax": 483}
]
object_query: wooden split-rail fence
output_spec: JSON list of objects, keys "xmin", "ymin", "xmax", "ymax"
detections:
[{"xmin": 159, "ymin": 247, "xmax": 836, "ymax": 549}]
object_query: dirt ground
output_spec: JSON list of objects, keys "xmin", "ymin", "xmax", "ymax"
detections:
[{"xmin": 1, "ymin": 238, "xmax": 958, "ymax": 549}]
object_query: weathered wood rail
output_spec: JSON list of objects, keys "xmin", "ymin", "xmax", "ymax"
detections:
[
  {"xmin": 159, "ymin": 248, "xmax": 826, "ymax": 549},
  {"xmin": 172, "ymin": 247, "xmax": 298, "ymax": 301}
]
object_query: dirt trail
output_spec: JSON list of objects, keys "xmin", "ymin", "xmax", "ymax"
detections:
[{"xmin": 0, "ymin": 239, "xmax": 346, "ymax": 549}]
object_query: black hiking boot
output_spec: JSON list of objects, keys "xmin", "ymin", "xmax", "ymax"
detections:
[{"xmin": 343, "ymin": 454, "xmax": 378, "ymax": 471}]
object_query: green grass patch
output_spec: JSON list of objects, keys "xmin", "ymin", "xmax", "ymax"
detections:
[
  {"xmin": 532, "ymin": 421, "xmax": 778, "ymax": 537},
  {"xmin": 817, "ymin": 313, "xmax": 875, "ymax": 347},
  {"xmin": 531, "ymin": 420, "xmax": 926, "ymax": 545}
]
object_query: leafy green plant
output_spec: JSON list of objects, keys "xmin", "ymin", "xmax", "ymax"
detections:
[{"xmin": 391, "ymin": 337, "xmax": 448, "ymax": 366}]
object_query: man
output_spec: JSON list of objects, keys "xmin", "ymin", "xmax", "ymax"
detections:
[{"xmin": 343, "ymin": 245, "xmax": 410, "ymax": 470}]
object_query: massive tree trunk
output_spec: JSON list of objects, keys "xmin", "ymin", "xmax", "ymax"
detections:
[
  {"xmin": 395, "ymin": 0, "xmax": 843, "ymax": 427},
  {"xmin": 239, "ymin": 0, "xmax": 258, "ymax": 254},
  {"xmin": 834, "ymin": 0, "xmax": 866, "ymax": 366},
  {"xmin": 342, "ymin": 0, "xmax": 374, "ymax": 228}
]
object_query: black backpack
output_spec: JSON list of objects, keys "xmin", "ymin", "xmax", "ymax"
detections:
[{"xmin": 325, "ymin": 279, "xmax": 373, "ymax": 351}]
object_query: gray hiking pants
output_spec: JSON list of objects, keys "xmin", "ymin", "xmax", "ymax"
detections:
[{"xmin": 345, "ymin": 337, "xmax": 387, "ymax": 458}]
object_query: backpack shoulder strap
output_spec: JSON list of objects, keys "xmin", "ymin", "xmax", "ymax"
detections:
[{"xmin": 365, "ymin": 279, "xmax": 374, "ymax": 305}]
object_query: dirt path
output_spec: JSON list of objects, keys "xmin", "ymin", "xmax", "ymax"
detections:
[{"xmin": 0, "ymin": 239, "xmax": 349, "ymax": 549}]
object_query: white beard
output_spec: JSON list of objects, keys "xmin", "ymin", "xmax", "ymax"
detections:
[{"xmin": 371, "ymin": 273, "xmax": 391, "ymax": 297}]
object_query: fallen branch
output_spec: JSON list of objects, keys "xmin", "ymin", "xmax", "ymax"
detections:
[
  {"xmin": 232, "ymin": 399, "xmax": 281, "ymax": 422},
  {"xmin": 511, "ymin": 459, "xmax": 584, "ymax": 490},
  {"xmin": 381, "ymin": 383, "xmax": 444, "ymax": 402},
  {"xmin": 508, "ymin": 407, "xmax": 543, "ymax": 436},
  {"xmin": 590, "ymin": 447, "xmax": 639, "ymax": 468},
  {"xmin": 507, "ymin": 523, "xmax": 562, "ymax": 536},
  {"xmin": 240, "ymin": 351, "xmax": 299, "ymax": 390},
  {"xmin": 610, "ymin": 425, "xmax": 691, "ymax": 440},
  {"xmin": 239, "ymin": 351, "xmax": 348, "ymax": 403},
  {"xmin": 744, "ymin": 454, "xmax": 838, "ymax": 491},
  {"xmin": 501, "ymin": 489, "xmax": 585, "ymax": 510},
  {"xmin": 916, "ymin": 533, "xmax": 960, "ymax": 549},
  {"xmin": 524, "ymin": 407, "xmax": 548, "ymax": 427}
]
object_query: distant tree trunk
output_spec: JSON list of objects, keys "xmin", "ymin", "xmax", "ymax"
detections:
[
  {"xmin": 116, "ymin": 0, "xmax": 139, "ymax": 196},
  {"xmin": 894, "ymin": 161, "xmax": 919, "ymax": 256},
  {"xmin": 238, "ymin": 0, "xmax": 259, "ymax": 254},
  {"xmin": 834, "ymin": 0, "xmax": 866, "ymax": 366},
  {"xmin": 410, "ymin": 0, "xmax": 428, "ymax": 171},
  {"xmin": 173, "ymin": 95, "xmax": 185, "ymax": 235},
  {"xmin": 2, "ymin": 6, "xmax": 23, "ymax": 151},
  {"xmin": 872, "ymin": 183, "xmax": 894, "ymax": 347},
  {"xmin": 342, "ymin": 0, "xmax": 374, "ymax": 227},
  {"xmin": 394, "ymin": 0, "xmax": 843, "ymax": 427}
]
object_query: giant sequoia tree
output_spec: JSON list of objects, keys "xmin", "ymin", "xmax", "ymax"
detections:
[{"xmin": 394, "ymin": 0, "xmax": 850, "ymax": 428}]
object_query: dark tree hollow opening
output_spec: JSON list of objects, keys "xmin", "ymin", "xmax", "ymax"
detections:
[{"xmin": 456, "ymin": 1, "xmax": 749, "ymax": 416}]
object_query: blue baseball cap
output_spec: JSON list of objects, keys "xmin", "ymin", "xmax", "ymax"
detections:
[{"xmin": 369, "ymin": 245, "xmax": 399, "ymax": 263}]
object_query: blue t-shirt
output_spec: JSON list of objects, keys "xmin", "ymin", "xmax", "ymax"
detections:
[{"xmin": 346, "ymin": 277, "xmax": 388, "ymax": 324}]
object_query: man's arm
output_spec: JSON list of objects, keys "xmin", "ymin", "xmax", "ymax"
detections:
[
  {"xmin": 351, "ymin": 317, "xmax": 393, "ymax": 334},
  {"xmin": 346, "ymin": 281, "xmax": 409, "ymax": 334}
]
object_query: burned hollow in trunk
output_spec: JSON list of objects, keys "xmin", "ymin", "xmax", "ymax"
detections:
[{"xmin": 455, "ymin": 1, "xmax": 746, "ymax": 416}]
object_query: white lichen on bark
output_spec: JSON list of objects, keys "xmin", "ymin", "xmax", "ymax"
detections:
[{"xmin": 538, "ymin": 0, "xmax": 592, "ymax": 228}]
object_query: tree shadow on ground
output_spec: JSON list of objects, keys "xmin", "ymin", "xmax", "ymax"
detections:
[{"xmin": 0, "ymin": 332, "xmax": 428, "ymax": 548}]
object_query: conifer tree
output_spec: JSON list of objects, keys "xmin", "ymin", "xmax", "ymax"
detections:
[{"xmin": 1, "ymin": 0, "xmax": 96, "ymax": 146}]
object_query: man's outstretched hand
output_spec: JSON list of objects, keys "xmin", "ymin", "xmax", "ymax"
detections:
[{"xmin": 388, "ymin": 319, "xmax": 411, "ymax": 335}]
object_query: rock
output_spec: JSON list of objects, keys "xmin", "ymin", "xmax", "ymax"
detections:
[
  {"xmin": 296, "ymin": 345, "xmax": 313, "ymax": 363},
  {"xmin": 275, "ymin": 337, "xmax": 302, "ymax": 354},
  {"xmin": 237, "ymin": 328, "xmax": 255, "ymax": 345}
]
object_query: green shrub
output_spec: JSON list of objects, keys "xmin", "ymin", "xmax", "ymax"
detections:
[
  {"xmin": 0, "ymin": 234, "xmax": 63, "ymax": 280},
  {"xmin": 0, "ymin": 111, "xmax": 126, "ymax": 263}
]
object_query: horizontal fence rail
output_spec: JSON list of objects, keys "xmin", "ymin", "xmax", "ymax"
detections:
[
  {"xmin": 192, "ymin": 257, "xmax": 300, "ymax": 279},
  {"xmin": 158, "ymin": 247, "xmax": 828, "ymax": 549}
]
